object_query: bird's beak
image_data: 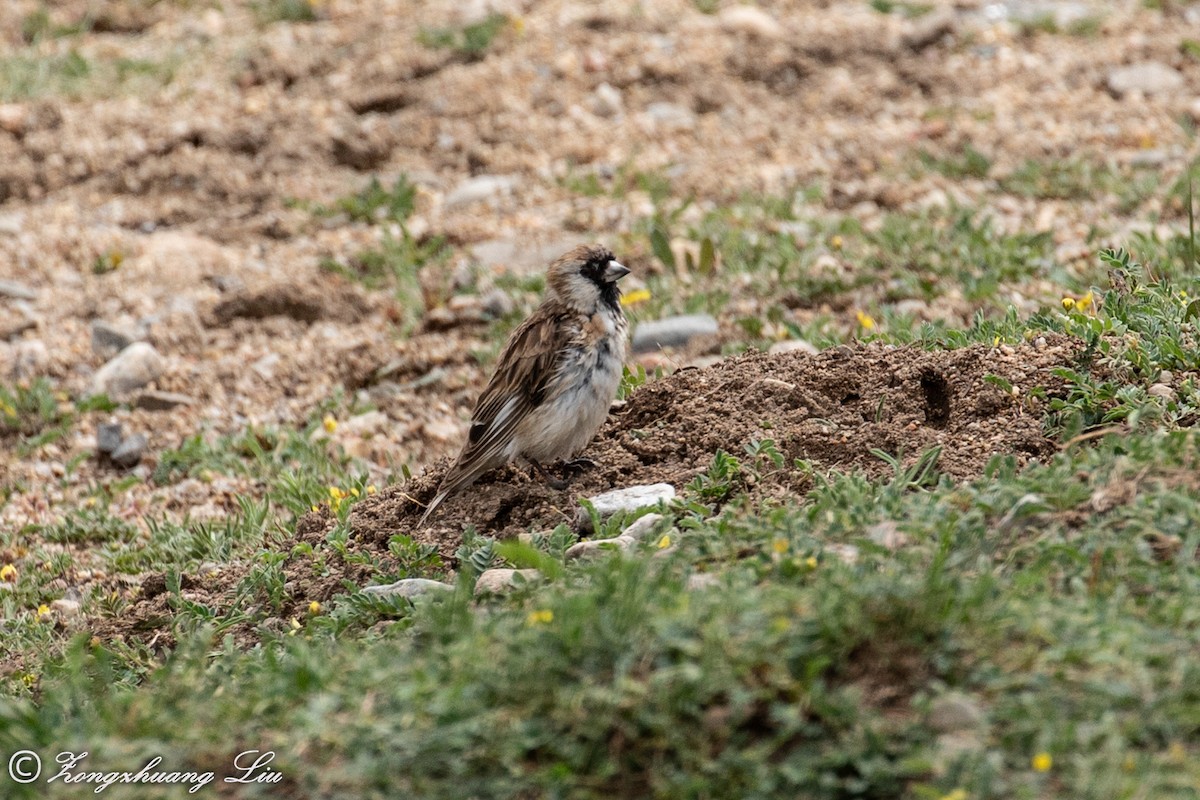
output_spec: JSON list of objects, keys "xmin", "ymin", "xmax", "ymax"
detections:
[{"xmin": 604, "ymin": 260, "xmax": 631, "ymax": 282}]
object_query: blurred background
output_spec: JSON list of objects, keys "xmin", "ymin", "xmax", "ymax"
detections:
[{"xmin": 0, "ymin": 0, "xmax": 1196, "ymax": 521}]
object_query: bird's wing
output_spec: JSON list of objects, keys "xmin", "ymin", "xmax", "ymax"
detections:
[{"xmin": 438, "ymin": 303, "xmax": 575, "ymax": 496}]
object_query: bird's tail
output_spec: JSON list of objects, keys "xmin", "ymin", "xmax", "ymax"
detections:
[{"xmin": 417, "ymin": 489, "xmax": 450, "ymax": 528}]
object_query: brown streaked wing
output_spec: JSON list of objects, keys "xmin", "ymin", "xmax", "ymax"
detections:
[{"xmin": 440, "ymin": 302, "xmax": 575, "ymax": 491}]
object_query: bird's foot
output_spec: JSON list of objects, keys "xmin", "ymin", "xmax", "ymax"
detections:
[{"xmin": 528, "ymin": 460, "xmax": 569, "ymax": 490}]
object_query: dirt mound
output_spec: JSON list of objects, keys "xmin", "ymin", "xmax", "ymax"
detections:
[
  {"xmin": 89, "ymin": 337, "xmax": 1088, "ymax": 652},
  {"xmin": 352, "ymin": 335, "xmax": 1087, "ymax": 558}
]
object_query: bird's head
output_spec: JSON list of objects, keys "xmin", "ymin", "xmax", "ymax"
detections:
[{"xmin": 545, "ymin": 244, "xmax": 630, "ymax": 313}]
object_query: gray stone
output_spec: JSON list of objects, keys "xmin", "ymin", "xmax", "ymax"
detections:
[
  {"xmin": 1149, "ymin": 383, "xmax": 1176, "ymax": 402},
  {"xmin": 50, "ymin": 598, "xmax": 81, "ymax": 618},
  {"xmin": 11, "ymin": 339, "xmax": 48, "ymax": 378},
  {"xmin": 632, "ymin": 314, "xmax": 719, "ymax": 353},
  {"xmin": 110, "ymin": 434, "xmax": 148, "ymax": 468},
  {"xmin": 826, "ymin": 543, "xmax": 860, "ymax": 565},
  {"xmin": 718, "ymin": 5, "xmax": 784, "ymax": 39},
  {"xmin": 867, "ymin": 520, "xmax": 907, "ymax": 551},
  {"xmin": 481, "ymin": 288, "xmax": 515, "ymax": 318},
  {"xmin": 768, "ymin": 339, "xmax": 819, "ymax": 356},
  {"xmin": 565, "ymin": 535, "xmax": 636, "ymax": 561},
  {"xmin": 580, "ymin": 484, "xmax": 676, "ymax": 524},
  {"xmin": 96, "ymin": 423, "xmax": 123, "ymax": 455},
  {"xmin": 928, "ymin": 693, "xmax": 985, "ymax": 733},
  {"xmin": 591, "ymin": 83, "xmax": 624, "ymax": 117},
  {"xmin": 686, "ymin": 572, "xmax": 721, "ymax": 591},
  {"xmin": 90, "ymin": 320, "xmax": 140, "ymax": 356},
  {"xmin": 0, "ymin": 279, "xmax": 37, "ymax": 300},
  {"xmin": 642, "ymin": 102, "xmax": 696, "ymax": 130},
  {"xmin": 1106, "ymin": 62, "xmax": 1184, "ymax": 97},
  {"xmin": 134, "ymin": 390, "xmax": 195, "ymax": 411},
  {"xmin": 621, "ymin": 513, "xmax": 666, "ymax": 542},
  {"xmin": 90, "ymin": 342, "xmax": 164, "ymax": 398},
  {"xmin": 901, "ymin": 6, "xmax": 957, "ymax": 50},
  {"xmin": 474, "ymin": 568, "xmax": 541, "ymax": 596},
  {"xmin": 363, "ymin": 578, "xmax": 454, "ymax": 599},
  {"xmin": 444, "ymin": 175, "xmax": 520, "ymax": 209}
]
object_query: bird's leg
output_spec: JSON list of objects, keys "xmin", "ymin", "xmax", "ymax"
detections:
[{"xmin": 528, "ymin": 459, "xmax": 568, "ymax": 490}]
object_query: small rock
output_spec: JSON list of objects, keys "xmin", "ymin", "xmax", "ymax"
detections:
[
  {"xmin": 1106, "ymin": 62, "xmax": 1184, "ymax": 97},
  {"xmin": 474, "ymin": 568, "xmax": 541, "ymax": 596},
  {"xmin": 363, "ymin": 578, "xmax": 455, "ymax": 598},
  {"xmin": 481, "ymin": 288, "xmax": 515, "ymax": 318},
  {"xmin": 0, "ymin": 279, "xmax": 37, "ymax": 300},
  {"xmin": 565, "ymin": 535, "xmax": 636, "ymax": 560},
  {"xmin": 49, "ymin": 598, "xmax": 81, "ymax": 618},
  {"xmin": 96, "ymin": 423, "xmax": 123, "ymax": 455},
  {"xmin": 444, "ymin": 175, "xmax": 520, "ymax": 209},
  {"xmin": 867, "ymin": 520, "xmax": 907, "ymax": 551},
  {"xmin": 591, "ymin": 82, "xmax": 624, "ymax": 117},
  {"xmin": 1148, "ymin": 383, "xmax": 1176, "ymax": 402},
  {"xmin": 901, "ymin": 6, "xmax": 957, "ymax": 50},
  {"xmin": 1159, "ymin": 370, "xmax": 1175, "ymax": 383},
  {"xmin": 928, "ymin": 693, "xmax": 986, "ymax": 733},
  {"xmin": 11, "ymin": 339, "xmax": 48, "ymax": 378},
  {"xmin": 90, "ymin": 342, "xmax": 164, "ymax": 398},
  {"xmin": 341, "ymin": 410, "xmax": 389, "ymax": 437},
  {"xmin": 580, "ymin": 484, "xmax": 676, "ymax": 524},
  {"xmin": 422, "ymin": 418, "xmax": 461, "ymax": 443},
  {"xmin": 718, "ymin": 5, "xmax": 784, "ymax": 39},
  {"xmin": 826, "ymin": 543, "xmax": 859, "ymax": 565},
  {"xmin": 110, "ymin": 434, "xmax": 148, "ymax": 469},
  {"xmin": 90, "ymin": 320, "xmax": 140, "ymax": 356},
  {"xmin": 641, "ymin": 102, "xmax": 696, "ymax": 130},
  {"xmin": 621, "ymin": 513, "xmax": 666, "ymax": 542},
  {"xmin": 134, "ymin": 390, "xmax": 195, "ymax": 411},
  {"xmin": 768, "ymin": 339, "xmax": 819, "ymax": 355},
  {"xmin": 632, "ymin": 314, "xmax": 719, "ymax": 353},
  {"xmin": 0, "ymin": 104, "xmax": 28, "ymax": 136},
  {"xmin": 686, "ymin": 573, "xmax": 720, "ymax": 591}
]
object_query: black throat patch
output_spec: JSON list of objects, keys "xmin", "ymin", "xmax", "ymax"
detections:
[{"xmin": 580, "ymin": 249, "xmax": 622, "ymax": 312}]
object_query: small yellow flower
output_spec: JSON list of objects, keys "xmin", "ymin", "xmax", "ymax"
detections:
[
  {"xmin": 0, "ymin": 564, "xmax": 17, "ymax": 582},
  {"xmin": 656, "ymin": 534, "xmax": 672, "ymax": 549},
  {"xmin": 771, "ymin": 538, "xmax": 789, "ymax": 554},
  {"xmin": 322, "ymin": 414, "xmax": 337, "ymax": 434},
  {"xmin": 350, "ymin": 487, "xmax": 360, "ymax": 497},
  {"xmin": 308, "ymin": 601, "xmax": 321, "ymax": 615},
  {"xmin": 1061, "ymin": 297, "xmax": 1075, "ymax": 310},
  {"xmin": 855, "ymin": 310, "xmax": 876, "ymax": 330},
  {"xmin": 311, "ymin": 505, "xmax": 320, "ymax": 513},
  {"xmin": 511, "ymin": 15, "xmax": 526, "ymax": 34},
  {"xmin": 1032, "ymin": 752, "xmax": 1052, "ymax": 772},
  {"xmin": 805, "ymin": 556, "xmax": 818, "ymax": 569},
  {"xmin": 36, "ymin": 604, "xmax": 52, "ymax": 620},
  {"xmin": 940, "ymin": 790, "xmax": 969, "ymax": 800},
  {"xmin": 366, "ymin": 484, "xmax": 378, "ymax": 495},
  {"xmin": 527, "ymin": 609, "xmax": 553, "ymax": 625},
  {"xmin": 620, "ymin": 288, "xmax": 652, "ymax": 307},
  {"xmin": 21, "ymin": 673, "xmax": 36, "ymax": 687},
  {"xmin": 830, "ymin": 235, "xmax": 843, "ymax": 250},
  {"xmin": 1077, "ymin": 291, "xmax": 1094, "ymax": 310},
  {"xmin": 993, "ymin": 335, "xmax": 1001, "ymax": 347}
]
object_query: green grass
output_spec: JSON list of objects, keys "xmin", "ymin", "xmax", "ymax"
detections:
[
  {"xmin": 0, "ymin": 49, "xmax": 178, "ymax": 102},
  {"xmin": 417, "ymin": 13, "xmax": 509, "ymax": 60},
  {"xmin": 4, "ymin": 423, "xmax": 1200, "ymax": 797}
]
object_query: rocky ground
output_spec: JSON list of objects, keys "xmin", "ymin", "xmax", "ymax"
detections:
[{"xmin": 0, "ymin": 0, "xmax": 1198, "ymax": 637}]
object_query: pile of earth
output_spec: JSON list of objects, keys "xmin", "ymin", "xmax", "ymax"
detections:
[{"xmin": 89, "ymin": 334, "xmax": 1091, "ymax": 651}]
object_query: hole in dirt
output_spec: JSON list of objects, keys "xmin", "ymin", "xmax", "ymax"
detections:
[{"xmin": 919, "ymin": 370, "xmax": 952, "ymax": 428}]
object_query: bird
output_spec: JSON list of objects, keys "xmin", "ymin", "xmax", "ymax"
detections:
[{"xmin": 418, "ymin": 244, "xmax": 631, "ymax": 526}]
